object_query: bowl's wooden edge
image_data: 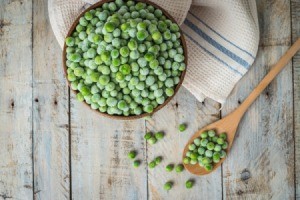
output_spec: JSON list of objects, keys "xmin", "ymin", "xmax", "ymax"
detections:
[{"xmin": 62, "ymin": 0, "xmax": 188, "ymax": 120}]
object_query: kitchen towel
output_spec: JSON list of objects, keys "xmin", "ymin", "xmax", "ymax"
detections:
[{"xmin": 49, "ymin": 0, "xmax": 259, "ymax": 104}]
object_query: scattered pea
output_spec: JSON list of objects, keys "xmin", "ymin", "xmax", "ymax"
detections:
[
  {"xmin": 155, "ymin": 156, "xmax": 163, "ymax": 164},
  {"xmin": 165, "ymin": 164, "xmax": 174, "ymax": 172},
  {"xmin": 175, "ymin": 164, "xmax": 184, "ymax": 173},
  {"xmin": 148, "ymin": 161, "xmax": 156, "ymax": 168},
  {"xmin": 133, "ymin": 160, "xmax": 141, "ymax": 168},
  {"xmin": 155, "ymin": 132, "xmax": 164, "ymax": 140},
  {"xmin": 164, "ymin": 182, "xmax": 173, "ymax": 191},
  {"xmin": 185, "ymin": 180, "xmax": 194, "ymax": 189},
  {"xmin": 128, "ymin": 150, "xmax": 136, "ymax": 159},
  {"xmin": 144, "ymin": 132, "xmax": 152, "ymax": 140},
  {"xmin": 179, "ymin": 124, "xmax": 186, "ymax": 132},
  {"xmin": 148, "ymin": 137, "xmax": 157, "ymax": 145}
]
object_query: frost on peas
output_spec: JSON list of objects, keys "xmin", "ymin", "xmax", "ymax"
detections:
[
  {"xmin": 149, "ymin": 60, "xmax": 159, "ymax": 69},
  {"xmin": 138, "ymin": 44, "xmax": 146, "ymax": 53},
  {"xmin": 65, "ymin": 2, "xmax": 185, "ymax": 116},
  {"xmin": 137, "ymin": 30, "xmax": 149, "ymax": 41},
  {"xmin": 120, "ymin": 57, "xmax": 128, "ymax": 64},
  {"xmin": 165, "ymin": 88, "xmax": 174, "ymax": 97},
  {"xmin": 120, "ymin": 46, "xmax": 130, "ymax": 57},
  {"xmin": 137, "ymin": 58, "xmax": 147, "ymax": 68},
  {"xmin": 146, "ymin": 76, "xmax": 155, "ymax": 86},
  {"xmin": 139, "ymin": 74, "xmax": 147, "ymax": 81},
  {"xmin": 131, "ymin": 62, "xmax": 140, "ymax": 72},
  {"xmin": 129, "ymin": 50, "xmax": 140, "ymax": 60}
]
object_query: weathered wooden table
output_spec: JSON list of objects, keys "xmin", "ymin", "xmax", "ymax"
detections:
[{"xmin": 1, "ymin": 0, "xmax": 299, "ymax": 199}]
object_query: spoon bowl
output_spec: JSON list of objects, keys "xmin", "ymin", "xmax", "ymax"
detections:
[
  {"xmin": 183, "ymin": 112, "xmax": 240, "ymax": 175},
  {"xmin": 183, "ymin": 38, "xmax": 300, "ymax": 175}
]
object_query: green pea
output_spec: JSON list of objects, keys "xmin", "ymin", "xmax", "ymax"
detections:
[
  {"xmin": 188, "ymin": 144, "xmax": 196, "ymax": 151},
  {"xmin": 144, "ymin": 132, "xmax": 152, "ymax": 140},
  {"xmin": 185, "ymin": 180, "xmax": 194, "ymax": 189},
  {"xmin": 154, "ymin": 156, "xmax": 162, "ymax": 165},
  {"xmin": 200, "ymin": 131, "xmax": 208, "ymax": 139},
  {"xmin": 214, "ymin": 144, "xmax": 222, "ymax": 152},
  {"xmin": 128, "ymin": 150, "xmax": 136, "ymax": 159},
  {"xmin": 202, "ymin": 157, "xmax": 211, "ymax": 165},
  {"xmin": 120, "ymin": 47, "xmax": 130, "ymax": 57},
  {"xmin": 207, "ymin": 142, "xmax": 215, "ymax": 151},
  {"xmin": 155, "ymin": 132, "xmax": 164, "ymax": 140},
  {"xmin": 222, "ymin": 142, "xmax": 228, "ymax": 149},
  {"xmin": 205, "ymin": 150, "xmax": 213, "ymax": 158},
  {"xmin": 175, "ymin": 164, "xmax": 184, "ymax": 173},
  {"xmin": 119, "ymin": 64, "xmax": 131, "ymax": 75},
  {"xmin": 76, "ymin": 93, "xmax": 84, "ymax": 102},
  {"xmin": 137, "ymin": 30, "xmax": 149, "ymax": 41},
  {"xmin": 164, "ymin": 182, "xmax": 173, "ymax": 191},
  {"xmin": 217, "ymin": 138, "xmax": 225, "ymax": 145},
  {"xmin": 148, "ymin": 161, "xmax": 156, "ymax": 168},
  {"xmin": 143, "ymin": 104, "xmax": 153, "ymax": 113},
  {"xmin": 106, "ymin": 97, "xmax": 117, "ymax": 107},
  {"xmin": 190, "ymin": 152, "xmax": 198, "ymax": 160},
  {"xmin": 193, "ymin": 138, "xmax": 201, "ymax": 146},
  {"xmin": 219, "ymin": 133, "xmax": 227, "ymax": 140},
  {"xmin": 204, "ymin": 164, "xmax": 213, "ymax": 171},
  {"xmin": 220, "ymin": 150, "xmax": 227, "ymax": 158},
  {"xmin": 148, "ymin": 137, "xmax": 157, "ymax": 145},
  {"xmin": 197, "ymin": 147, "xmax": 205, "ymax": 155},
  {"xmin": 133, "ymin": 160, "xmax": 141, "ymax": 168},
  {"xmin": 165, "ymin": 164, "xmax": 174, "ymax": 172},
  {"xmin": 208, "ymin": 130, "xmax": 216, "ymax": 137},
  {"xmin": 183, "ymin": 157, "xmax": 190, "ymax": 164}
]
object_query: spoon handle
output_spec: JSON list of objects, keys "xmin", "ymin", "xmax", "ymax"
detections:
[{"xmin": 234, "ymin": 38, "xmax": 300, "ymax": 118}]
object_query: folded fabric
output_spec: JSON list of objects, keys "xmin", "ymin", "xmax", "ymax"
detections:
[{"xmin": 49, "ymin": 0, "xmax": 259, "ymax": 104}]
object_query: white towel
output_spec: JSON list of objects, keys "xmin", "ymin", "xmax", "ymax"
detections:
[{"xmin": 49, "ymin": 0, "xmax": 259, "ymax": 104}]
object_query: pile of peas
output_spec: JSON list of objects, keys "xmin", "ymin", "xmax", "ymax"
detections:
[
  {"xmin": 183, "ymin": 130, "xmax": 228, "ymax": 171},
  {"xmin": 65, "ymin": 0, "xmax": 186, "ymax": 116}
]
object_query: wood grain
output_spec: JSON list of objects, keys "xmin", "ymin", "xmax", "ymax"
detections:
[
  {"xmin": 291, "ymin": 0, "xmax": 300, "ymax": 199},
  {"xmin": 222, "ymin": 0, "xmax": 295, "ymax": 199},
  {"xmin": 32, "ymin": 0, "xmax": 70, "ymax": 199},
  {"xmin": 70, "ymin": 97, "xmax": 147, "ymax": 199},
  {"xmin": 146, "ymin": 88, "xmax": 222, "ymax": 199},
  {"xmin": 0, "ymin": 0, "xmax": 33, "ymax": 199},
  {"xmin": 1, "ymin": 0, "xmax": 300, "ymax": 199}
]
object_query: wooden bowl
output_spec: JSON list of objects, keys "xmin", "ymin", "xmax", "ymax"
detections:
[{"xmin": 62, "ymin": 0, "xmax": 188, "ymax": 120}]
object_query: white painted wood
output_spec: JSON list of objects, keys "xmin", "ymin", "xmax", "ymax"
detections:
[
  {"xmin": 222, "ymin": 0, "xmax": 295, "ymax": 199},
  {"xmin": 1, "ymin": 0, "xmax": 299, "ymax": 199},
  {"xmin": 32, "ymin": 0, "xmax": 70, "ymax": 199},
  {"xmin": 70, "ymin": 96, "xmax": 147, "ymax": 199},
  {"xmin": 291, "ymin": 0, "xmax": 300, "ymax": 198},
  {"xmin": 0, "ymin": 0, "xmax": 33, "ymax": 199},
  {"xmin": 146, "ymin": 88, "xmax": 222, "ymax": 199}
]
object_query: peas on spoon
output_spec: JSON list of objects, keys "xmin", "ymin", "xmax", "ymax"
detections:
[{"xmin": 183, "ymin": 38, "xmax": 300, "ymax": 175}]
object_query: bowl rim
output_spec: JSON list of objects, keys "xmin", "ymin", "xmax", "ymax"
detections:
[{"xmin": 62, "ymin": 0, "xmax": 188, "ymax": 120}]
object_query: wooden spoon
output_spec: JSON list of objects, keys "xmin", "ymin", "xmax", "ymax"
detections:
[{"xmin": 183, "ymin": 38, "xmax": 300, "ymax": 175}]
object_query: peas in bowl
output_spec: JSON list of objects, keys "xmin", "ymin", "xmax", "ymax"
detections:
[{"xmin": 63, "ymin": 0, "xmax": 187, "ymax": 119}]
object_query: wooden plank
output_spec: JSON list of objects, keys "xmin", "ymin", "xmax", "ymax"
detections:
[
  {"xmin": 146, "ymin": 88, "xmax": 222, "ymax": 199},
  {"xmin": 0, "ymin": 0, "xmax": 33, "ymax": 199},
  {"xmin": 222, "ymin": 0, "xmax": 294, "ymax": 199},
  {"xmin": 32, "ymin": 0, "xmax": 70, "ymax": 199},
  {"xmin": 71, "ymin": 97, "xmax": 147, "ymax": 199},
  {"xmin": 291, "ymin": 0, "xmax": 300, "ymax": 199}
]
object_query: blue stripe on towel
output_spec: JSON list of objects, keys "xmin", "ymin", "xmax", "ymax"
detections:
[
  {"xmin": 183, "ymin": 32, "xmax": 243, "ymax": 76},
  {"xmin": 188, "ymin": 11, "xmax": 255, "ymax": 59},
  {"xmin": 184, "ymin": 19, "xmax": 250, "ymax": 69}
]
